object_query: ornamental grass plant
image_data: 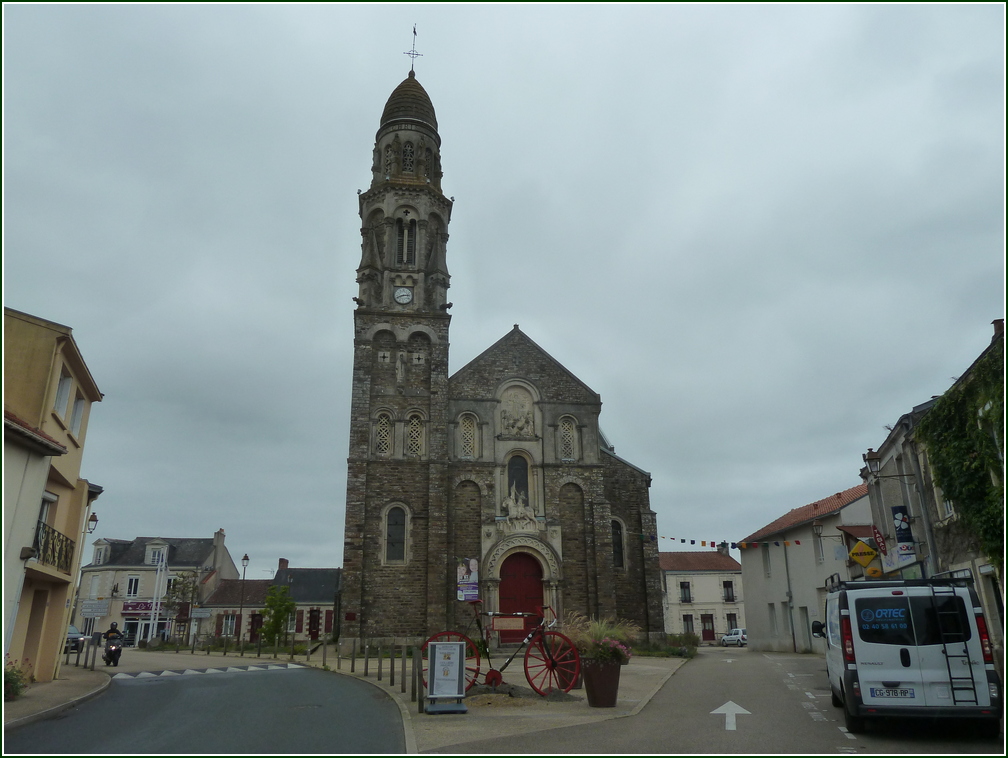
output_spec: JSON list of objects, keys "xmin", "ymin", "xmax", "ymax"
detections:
[{"xmin": 563, "ymin": 611, "xmax": 641, "ymax": 664}]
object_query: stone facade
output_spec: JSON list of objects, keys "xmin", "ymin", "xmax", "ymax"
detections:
[{"xmin": 341, "ymin": 72, "xmax": 664, "ymax": 645}]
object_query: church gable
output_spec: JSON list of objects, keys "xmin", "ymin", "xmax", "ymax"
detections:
[{"xmin": 449, "ymin": 325, "xmax": 600, "ymax": 405}]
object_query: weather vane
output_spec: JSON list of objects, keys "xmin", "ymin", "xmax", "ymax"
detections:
[{"xmin": 404, "ymin": 24, "xmax": 422, "ymax": 72}]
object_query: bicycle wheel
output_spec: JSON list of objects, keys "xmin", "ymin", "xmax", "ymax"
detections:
[
  {"xmin": 524, "ymin": 631, "xmax": 580, "ymax": 696},
  {"xmin": 421, "ymin": 631, "xmax": 481, "ymax": 692}
]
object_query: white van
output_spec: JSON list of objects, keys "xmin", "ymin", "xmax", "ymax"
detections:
[{"xmin": 811, "ymin": 573, "xmax": 1001, "ymax": 736}]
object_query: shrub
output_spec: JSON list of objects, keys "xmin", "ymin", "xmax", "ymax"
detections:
[
  {"xmin": 4, "ymin": 657, "xmax": 33, "ymax": 702},
  {"xmin": 564, "ymin": 611, "xmax": 641, "ymax": 664}
]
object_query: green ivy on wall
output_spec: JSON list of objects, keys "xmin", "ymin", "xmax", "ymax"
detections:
[{"xmin": 914, "ymin": 337, "xmax": 1004, "ymax": 568}]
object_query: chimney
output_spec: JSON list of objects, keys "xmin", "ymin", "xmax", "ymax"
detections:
[
  {"xmin": 278, "ymin": 558, "xmax": 289, "ymax": 572},
  {"xmin": 992, "ymin": 319, "xmax": 1004, "ymax": 344},
  {"xmin": 717, "ymin": 542, "xmax": 730, "ymax": 557}
]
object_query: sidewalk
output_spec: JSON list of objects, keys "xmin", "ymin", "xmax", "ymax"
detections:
[{"xmin": 3, "ymin": 645, "xmax": 687, "ymax": 752}]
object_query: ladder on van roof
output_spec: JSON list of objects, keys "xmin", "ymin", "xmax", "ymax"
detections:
[{"xmin": 930, "ymin": 584, "xmax": 978, "ymax": 706}]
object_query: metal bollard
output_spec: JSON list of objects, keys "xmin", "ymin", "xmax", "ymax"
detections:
[
  {"xmin": 322, "ymin": 640, "xmax": 327, "ymax": 668},
  {"xmin": 401, "ymin": 645, "xmax": 407, "ymax": 693},
  {"xmin": 377, "ymin": 645, "xmax": 383, "ymax": 681},
  {"xmin": 389, "ymin": 644, "xmax": 395, "ymax": 687},
  {"xmin": 415, "ymin": 650, "xmax": 424, "ymax": 713},
  {"xmin": 257, "ymin": 635, "xmax": 262, "ymax": 658},
  {"xmin": 350, "ymin": 639, "xmax": 356, "ymax": 672},
  {"xmin": 411, "ymin": 646, "xmax": 417, "ymax": 702},
  {"xmin": 364, "ymin": 643, "xmax": 370, "ymax": 676}
]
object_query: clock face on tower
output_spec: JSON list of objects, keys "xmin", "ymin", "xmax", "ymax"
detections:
[{"xmin": 393, "ymin": 286, "xmax": 413, "ymax": 305}]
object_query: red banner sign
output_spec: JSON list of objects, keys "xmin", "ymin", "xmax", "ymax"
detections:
[{"xmin": 872, "ymin": 525, "xmax": 888, "ymax": 556}]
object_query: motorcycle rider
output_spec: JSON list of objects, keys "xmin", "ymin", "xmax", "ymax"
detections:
[
  {"xmin": 103, "ymin": 621, "xmax": 124, "ymax": 642},
  {"xmin": 102, "ymin": 622, "xmax": 124, "ymax": 665}
]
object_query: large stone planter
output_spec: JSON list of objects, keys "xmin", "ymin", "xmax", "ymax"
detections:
[{"xmin": 581, "ymin": 659, "xmax": 621, "ymax": 707}]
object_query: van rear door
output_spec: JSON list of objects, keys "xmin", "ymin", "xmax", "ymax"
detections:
[
  {"xmin": 907, "ymin": 587, "xmax": 989, "ymax": 708},
  {"xmin": 850, "ymin": 591, "xmax": 926, "ymax": 709}
]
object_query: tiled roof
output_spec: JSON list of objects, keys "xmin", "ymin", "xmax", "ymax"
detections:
[
  {"xmin": 90, "ymin": 537, "xmax": 216, "ymax": 568},
  {"xmin": 658, "ymin": 551, "xmax": 741, "ymax": 572},
  {"xmin": 274, "ymin": 568, "xmax": 342, "ymax": 605},
  {"xmin": 202, "ymin": 579, "xmax": 273, "ymax": 607},
  {"xmin": 740, "ymin": 484, "xmax": 868, "ymax": 543},
  {"xmin": 3, "ymin": 410, "xmax": 67, "ymax": 455}
]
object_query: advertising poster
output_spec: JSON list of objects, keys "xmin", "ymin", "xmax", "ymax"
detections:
[
  {"xmin": 456, "ymin": 557, "xmax": 479, "ymax": 601},
  {"xmin": 429, "ymin": 641, "xmax": 465, "ymax": 697},
  {"xmin": 891, "ymin": 505, "xmax": 915, "ymax": 561}
]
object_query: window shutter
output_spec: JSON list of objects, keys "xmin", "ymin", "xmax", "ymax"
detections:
[
  {"xmin": 296, "ymin": 609, "xmax": 304, "ymax": 633},
  {"xmin": 325, "ymin": 610, "xmax": 334, "ymax": 633},
  {"xmin": 215, "ymin": 614, "xmax": 224, "ymax": 636},
  {"xmin": 236, "ymin": 614, "xmax": 242, "ymax": 636}
]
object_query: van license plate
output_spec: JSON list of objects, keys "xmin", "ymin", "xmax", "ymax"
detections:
[{"xmin": 870, "ymin": 688, "xmax": 914, "ymax": 698}]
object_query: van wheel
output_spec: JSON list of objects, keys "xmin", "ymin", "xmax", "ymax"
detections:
[
  {"xmin": 830, "ymin": 687, "xmax": 842, "ymax": 708},
  {"xmin": 843, "ymin": 703, "xmax": 865, "ymax": 734}
]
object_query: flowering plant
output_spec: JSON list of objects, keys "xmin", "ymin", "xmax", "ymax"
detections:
[
  {"xmin": 4, "ymin": 656, "xmax": 33, "ymax": 702},
  {"xmin": 563, "ymin": 612, "xmax": 640, "ymax": 665}
]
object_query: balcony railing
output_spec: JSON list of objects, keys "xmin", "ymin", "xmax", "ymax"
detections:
[{"xmin": 33, "ymin": 520, "xmax": 75, "ymax": 574}]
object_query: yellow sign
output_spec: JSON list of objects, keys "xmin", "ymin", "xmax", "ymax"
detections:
[{"xmin": 849, "ymin": 540, "xmax": 878, "ymax": 568}]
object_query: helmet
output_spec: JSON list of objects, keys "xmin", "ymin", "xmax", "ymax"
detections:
[{"xmin": 110, "ymin": 622, "xmax": 118, "ymax": 630}]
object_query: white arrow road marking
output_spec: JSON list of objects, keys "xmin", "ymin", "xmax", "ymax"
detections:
[{"xmin": 711, "ymin": 701, "xmax": 751, "ymax": 731}]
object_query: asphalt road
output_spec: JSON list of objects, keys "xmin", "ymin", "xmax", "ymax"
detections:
[
  {"xmin": 3, "ymin": 666, "xmax": 404, "ymax": 754},
  {"xmin": 427, "ymin": 646, "xmax": 1003, "ymax": 754}
]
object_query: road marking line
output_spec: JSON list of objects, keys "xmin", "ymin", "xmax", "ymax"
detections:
[
  {"xmin": 204, "ymin": 668, "xmax": 224, "ymax": 674},
  {"xmin": 136, "ymin": 671, "xmax": 157, "ymax": 678},
  {"xmin": 159, "ymin": 670, "xmax": 180, "ymax": 676},
  {"xmin": 838, "ymin": 727, "xmax": 857, "ymax": 740},
  {"xmin": 805, "ymin": 692, "xmax": 816, "ymax": 699},
  {"xmin": 711, "ymin": 701, "xmax": 751, "ymax": 731}
]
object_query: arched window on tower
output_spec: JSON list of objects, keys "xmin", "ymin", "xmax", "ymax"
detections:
[
  {"xmin": 612, "ymin": 519, "xmax": 625, "ymax": 568},
  {"xmin": 396, "ymin": 219, "xmax": 417, "ymax": 266},
  {"xmin": 425, "ymin": 148, "xmax": 433, "ymax": 178},
  {"xmin": 402, "ymin": 142, "xmax": 414, "ymax": 173},
  {"xmin": 459, "ymin": 413, "xmax": 478, "ymax": 460},
  {"xmin": 385, "ymin": 505, "xmax": 407, "ymax": 563},
  {"xmin": 375, "ymin": 413, "xmax": 392, "ymax": 457},
  {"xmin": 406, "ymin": 413, "xmax": 425, "ymax": 458},
  {"xmin": 384, "ymin": 145, "xmax": 393, "ymax": 177}
]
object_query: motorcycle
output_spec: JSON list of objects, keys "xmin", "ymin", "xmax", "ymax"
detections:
[{"xmin": 103, "ymin": 637, "xmax": 123, "ymax": 667}]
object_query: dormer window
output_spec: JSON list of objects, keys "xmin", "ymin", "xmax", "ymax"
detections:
[
  {"xmin": 93, "ymin": 545, "xmax": 106, "ymax": 565},
  {"xmin": 147, "ymin": 545, "xmax": 167, "ymax": 565}
]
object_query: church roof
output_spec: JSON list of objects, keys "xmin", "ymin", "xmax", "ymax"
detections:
[
  {"xmin": 380, "ymin": 70, "xmax": 438, "ymax": 132},
  {"xmin": 449, "ymin": 325, "xmax": 600, "ymax": 404}
]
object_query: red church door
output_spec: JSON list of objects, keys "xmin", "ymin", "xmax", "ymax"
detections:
[{"xmin": 498, "ymin": 553, "xmax": 544, "ymax": 643}]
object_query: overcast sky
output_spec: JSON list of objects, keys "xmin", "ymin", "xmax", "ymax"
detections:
[{"xmin": 3, "ymin": 4, "xmax": 1004, "ymax": 581}]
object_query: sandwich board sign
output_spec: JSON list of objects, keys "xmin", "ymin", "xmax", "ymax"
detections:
[{"xmin": 425, "ymin": 641, "xmax": 468, "ymax": 714}]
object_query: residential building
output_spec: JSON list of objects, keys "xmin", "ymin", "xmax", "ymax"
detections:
[
  {"xmin": 739, "ymin": 485, "xmax": 871, "ymax": 653},
  {"xmin": 660, "ymin": 545, "xmax": 745, "ymax": 644},
  {"xmin": 3, "ymin": 308, "xmax": 103, "ymax": 682},
  {"xmin": 860, "ymin": 319, "xmax": 1004, "ymax": 673},
  {"xmin": 203, "ymin": 559, "xmax": 341, "ymax": 644},
  {"xmin": 341, "ymin": 71, "xmax": 664, "ymax": 646},
  {"xmin": 77, "ymin": 530, "xmax": 238, "ymax": 645}
]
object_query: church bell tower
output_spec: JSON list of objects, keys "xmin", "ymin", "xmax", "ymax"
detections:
[{"xmin": 342, "ymin": 70, "xmax": 454, "ymax": 640}]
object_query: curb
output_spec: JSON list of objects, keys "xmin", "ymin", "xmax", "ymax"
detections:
[{"xmin": 3, "ymin": 672, "xmax": 112, "ymax": 732}]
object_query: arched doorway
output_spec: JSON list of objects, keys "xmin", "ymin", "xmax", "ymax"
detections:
[{"xmin": 498, "ymin": 552, "xmax": 543, "ymax": 643}]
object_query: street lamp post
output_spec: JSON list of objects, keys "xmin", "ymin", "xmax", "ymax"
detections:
[{"xmin": 239, "ymin": 554, "xmax": 249, "ymax": 656}]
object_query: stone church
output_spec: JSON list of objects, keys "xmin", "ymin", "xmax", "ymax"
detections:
[{"xmin": 340, "ymin": 70, "xmax": 664, "ymax": 645}]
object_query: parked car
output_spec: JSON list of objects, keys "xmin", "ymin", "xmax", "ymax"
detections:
[
  {"xmin": 65, "ymin": 624, "xmax": 86, "ymax": 653},
  {"xmin": 720, "ymin": 628, "xmax": 746, "ymax": 647}
]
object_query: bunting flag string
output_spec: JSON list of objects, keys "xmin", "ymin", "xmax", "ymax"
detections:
[{"xmin": 627, "ymin": 532, "xmax": 803, "ymax": 549}]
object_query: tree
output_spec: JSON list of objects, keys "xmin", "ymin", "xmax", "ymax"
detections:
[{"xmin": 260, "ymin": 585, "xmax": 296, "ymax": 645}]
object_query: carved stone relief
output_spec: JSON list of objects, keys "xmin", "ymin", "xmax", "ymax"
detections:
[{"xmin": 500, "ymin": 386, "xmax": 535, "ymax": 438}]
